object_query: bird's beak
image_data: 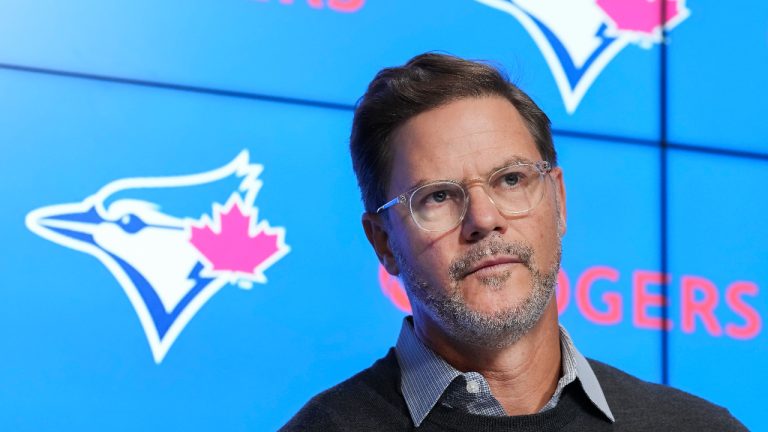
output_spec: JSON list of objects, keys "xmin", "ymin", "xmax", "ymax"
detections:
[{"xmin": 26, "ymin": 204, "xmax": 105, "ymax": 241}]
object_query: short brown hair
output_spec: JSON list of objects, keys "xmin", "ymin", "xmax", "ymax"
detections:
[{"xmin": 350, "ymin": 53, "xmax": 556, "ymax": 214}]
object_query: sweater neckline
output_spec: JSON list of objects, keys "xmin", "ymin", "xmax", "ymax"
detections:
[{"xmin": 422, "ymin": 382, "xmax": 585, "ymax": 432}]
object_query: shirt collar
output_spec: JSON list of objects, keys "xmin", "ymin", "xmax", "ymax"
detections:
[
  {"xmin": 394, "ymin": 317, "xmax": 462, "ymax": 426},
  {"xmin": 394, "ymin": 317, "xmax": 615, "ymax": 426},
  {"xmin": 559, "ymin": 326, "xmax": 615, "ymax": 422}
]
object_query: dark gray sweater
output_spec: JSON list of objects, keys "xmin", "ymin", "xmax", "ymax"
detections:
[{"xmin": 281, "ymin": 349, "xmax": 747, "ymax": 431}]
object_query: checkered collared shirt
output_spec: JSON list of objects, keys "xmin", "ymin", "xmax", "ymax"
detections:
[{"xmin": 394, "ymin": 317, "xmax": 615, "ymax": 427}]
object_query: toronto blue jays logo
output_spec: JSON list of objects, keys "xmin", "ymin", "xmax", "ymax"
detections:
[
  {"xmin": 475, "ymin": 0, "xmax": 690, "ymax": 113},
  {"xmin": 25, "ymin": 151, "xmax": 290, "ymax": 363}
]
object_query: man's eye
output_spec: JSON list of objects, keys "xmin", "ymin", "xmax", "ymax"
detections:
[
  {"xmin": 416, "ymin": 188, "xmax": 458, "ymax": 207},
  {"xmin": 502, "ymin": 173, "xmax": 522, "ymax": 187},
  {"xmin": 414, "ymin": 183, "xmax": 462, "ymax": 209},
  {"xmin": 428, "ymin": 190, "xmax": 451, "ymax": 203}
]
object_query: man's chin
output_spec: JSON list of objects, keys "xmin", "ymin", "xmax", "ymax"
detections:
[
  {"xmin": 439, "ymin": 308, "xmax": 528, "ymax": 349},
  {"xmin": 431, "ymin": 285, "xmax": 553, "ymax": 348},
  {"xmin": 456, "ymin": 282, "xmax": 532, "ymax": 313},
  {"xmin": 457, "ymin": 301, "xmax": 522, "ymax": 320}
]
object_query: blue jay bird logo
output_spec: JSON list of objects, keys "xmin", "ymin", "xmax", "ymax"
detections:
[
  {"xmin": 476, "ymin": 0, "xmax": 690, "ymax": 113},
  {"xmin": 25, "ymin": 151, "xmax": 290, "ymax": 363}
]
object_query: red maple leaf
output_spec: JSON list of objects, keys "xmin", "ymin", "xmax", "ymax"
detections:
[
  {"xmin": 189, "ymin": 200, "xmax": 283, "ymax": 277},
  {"xmin": 596, "ymin": 0, "xmax": 686, "ymax": 34}
]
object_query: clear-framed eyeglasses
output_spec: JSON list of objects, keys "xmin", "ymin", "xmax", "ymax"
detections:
[{"xmin": 376, "ymin": 160, "xmax": 552, "ymax": 232}]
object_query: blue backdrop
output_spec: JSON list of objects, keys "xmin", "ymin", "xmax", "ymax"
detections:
[{"xmin": 1, "ymin": 1, "xmax": 765, "ymax": 430}]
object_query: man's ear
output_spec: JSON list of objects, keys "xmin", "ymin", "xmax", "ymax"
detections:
[
  {"xmin": 550, "ymin": 166, "xmax": 567, "ymax": 236},
  {"xmin": 362, "ymin": 212, "xmax": 400, "ymax": 276}
]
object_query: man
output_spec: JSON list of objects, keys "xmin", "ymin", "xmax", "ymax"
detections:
[{"xmin": 281, "ymin": 53, "xmax": 747, "ymax": 431}]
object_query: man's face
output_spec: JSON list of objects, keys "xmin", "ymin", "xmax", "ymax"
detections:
[{"xmin": 383, "ymin": 96, "xmax": 566, "ymax": 348}]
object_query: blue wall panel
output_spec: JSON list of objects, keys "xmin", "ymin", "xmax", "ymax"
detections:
[
  {"xmin": 668, "ymin": 2, "xmax": 768, "ymax": 153},
  {"xmin": 0, "ymin": 0, "xmax": 662, "ymax": 139},
  {"xmin": 0, "ymin": 68, "xmax": 401, "ymax": 431},
  {"xmin": 667, "ymin": 151, "xmax": 767, "ymax": 430}
]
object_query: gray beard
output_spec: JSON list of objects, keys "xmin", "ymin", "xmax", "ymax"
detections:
[{"xmin": 393, "ymin": 232, "xmax": 561, "ymax": 349}]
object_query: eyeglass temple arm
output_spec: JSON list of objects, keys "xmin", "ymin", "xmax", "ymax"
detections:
[{"xmin": 375, "ymin": 195, "xmax": 405, "ymax": 214}]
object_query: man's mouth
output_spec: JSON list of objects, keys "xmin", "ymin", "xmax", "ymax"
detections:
[{"xmin": 462, "ymin": 255, "xmax": 524, "ymax": 279}]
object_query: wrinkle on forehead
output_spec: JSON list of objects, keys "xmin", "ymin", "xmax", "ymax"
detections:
[
  {"xmin": 387, "ymin": 96, "xmax": 539, "ymax": 198},
  {"xmin": 390, "ymin": 134, "xmax": 539, "ymax": 194}
]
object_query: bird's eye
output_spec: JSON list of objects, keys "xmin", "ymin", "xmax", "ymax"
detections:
[{"xmin": 118, "ymin": 214, "xmax": 147, "ymax": 234}]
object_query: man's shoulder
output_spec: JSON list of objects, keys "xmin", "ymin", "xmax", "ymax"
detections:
[
  {"xmin": 587, "ymin": 358, "xmax": 747, "ymax": 431},
  {"xmin": 279, "ymin": 348, "xmax": 412, "ymax": 432},
  {"xmin": 588, "ymin": 357, "xmax": 723, "ymax": 408}
]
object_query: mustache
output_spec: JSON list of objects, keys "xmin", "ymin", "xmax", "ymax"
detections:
[{"xmin": 448, "ymin": 237, "xmax": 534, "ymax": 281}]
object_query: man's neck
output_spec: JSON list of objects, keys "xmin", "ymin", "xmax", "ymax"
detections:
[{"xmin": 414, "ymin": 301, "xmax": 562, "ymax": 416}]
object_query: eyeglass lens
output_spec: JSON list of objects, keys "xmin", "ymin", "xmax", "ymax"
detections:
[{"xmin": 409, "ymin": 164, "xmax": 546, "ymax": 231}]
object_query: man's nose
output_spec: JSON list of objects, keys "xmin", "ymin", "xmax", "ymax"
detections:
[{"xmin": 460, "ymin": 186, "xmax": 507, "ymax": 242}]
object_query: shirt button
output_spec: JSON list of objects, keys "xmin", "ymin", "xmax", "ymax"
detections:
[{"xmin": 466, "ymin": 380, "xmax": 480, "ymax": 394}]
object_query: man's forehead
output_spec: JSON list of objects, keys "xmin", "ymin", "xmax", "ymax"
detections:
[
  {"xmin": 390, "ymin": 123, "xmax": 541, "ymax": 193},
  {"xmin": 387, "ymin": 98, "xmax": 540, "ymax": 195}
]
